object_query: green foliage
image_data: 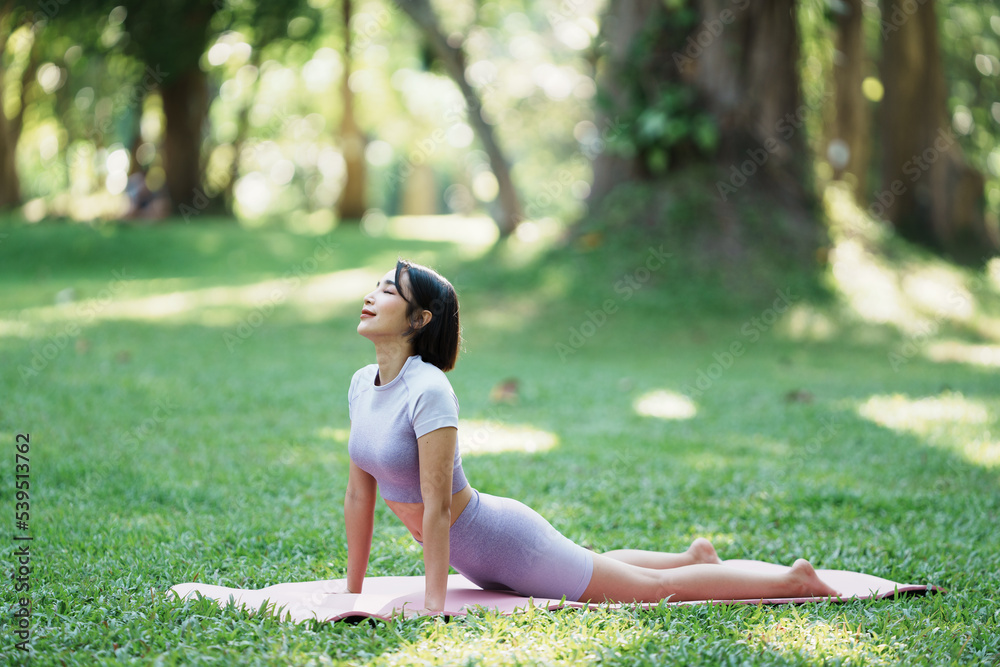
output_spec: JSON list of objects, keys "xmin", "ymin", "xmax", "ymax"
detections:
[
  {"xmin": 631, "ymin": 85, "xmax": 719, "ymax": 173},
  {"xmin": 49, "ymin": 0, "xmax": 223, "ymax": 83},
  {"xmin": 598, "ymin": 4, "xmax": 719, "ymax": 175}
]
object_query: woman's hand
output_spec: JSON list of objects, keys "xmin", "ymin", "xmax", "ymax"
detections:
[
  {"xmin": 422, "ymin": 594, "xmax": 446, "ymax": 613},
  {"xmin": 398, "ymin": 604, "xmax": 447, "ymax": 620},
  {"xmin": 321, "ymin": 580, "xmax": 352, "ymax": 595}
]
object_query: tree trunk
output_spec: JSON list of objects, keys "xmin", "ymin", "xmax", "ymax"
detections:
[
  {"xmin": 585, "ymin": 0, "xmax": 824, "ymax": 288},
  {"xmin": 0, "ymin": 9, "xmax": 34, "ymax": 209},
  {"xmin": 694, "ymin": 0, "xmax": 806, "ymax": 200},
  {"xmin": 828, "ymin": 0, "xmax": 869, "ymax": 198},
  {"xmin": 391, "ymin": 0, "xmax": 522, "ymax": 236},
  {"xmin": 337, "ymin": 0, "xmax": 368, "ymax": 222},
  {"xmin": 587, "ymin": 0, "xmax": 647, "ymax": 203},
  {"xmin": 880, "ymin": 0, "xmax": 996, "ymax": 261},
  {"xmin": 0, "ymin": 82, "xmax": 20, "ymax": 208},
  {"xmin": 160, "ymin": 66, "xmax": 209, "ymax": 215},
  {"xmin": 592, "ymin": 0, "xmax": 810, "ymax": 202}
]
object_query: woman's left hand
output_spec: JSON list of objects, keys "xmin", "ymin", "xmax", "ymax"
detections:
[{"xmin": 398, "ymin": 605, "xmax": 447, "ymax": 619}]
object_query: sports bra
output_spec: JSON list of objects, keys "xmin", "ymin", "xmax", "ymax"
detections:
[{"xmin": 347, "ymin": 355, "xmax": 468, "ymax": 503}]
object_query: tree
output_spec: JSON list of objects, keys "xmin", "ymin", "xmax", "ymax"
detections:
[
  {"xmin": 879, "ymin": 0, "xmax": 996, "ymax": 262},
  {"xmin": 588, "ymin": 0, "xmax": 823, "ymax": 270},
  {"xmin": 0, "ymin": 5, "xmax": 38, "ymax": 209},
  {"xmin": 48, "ymin": 0, "xmax": 221, "ymax": 214},
  {"xmin": 51, "ymin": 0, "xmax": 314, "ymax": 218},
  {"xmin": 116, "ymin": 0, "xmax": 219, "ymax": 215},
  {"xmin": 827, "ymin": 0, "xmax": 869, "ymax": 198},
  {"xmin": 391, "ymin": 0, "xmax": 522, "ymax": 236},
  {"xmin": 337, "ymin": 0, "xmax": 367, "ymax": 221}
]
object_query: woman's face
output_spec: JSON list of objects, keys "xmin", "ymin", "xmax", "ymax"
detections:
[{"xmin": 357, "ymin": 268, "xmax": 412, "ymax": 341}]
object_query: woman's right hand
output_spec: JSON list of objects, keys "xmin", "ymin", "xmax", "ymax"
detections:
[{"xmin": 325, "ymin": 580, "xmax": 353, "ymax": 595}]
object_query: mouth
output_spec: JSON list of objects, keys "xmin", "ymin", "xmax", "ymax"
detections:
[{"xmin": 360, "ymin": 308, "xmax": 376, "ymax": 319}]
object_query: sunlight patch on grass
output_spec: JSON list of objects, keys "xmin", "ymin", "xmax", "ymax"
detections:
[
  {"xmin": 380, "ymin": 214, "xmax": 499, "ymax": 258},
  {"xmin": 746, "ymin": 613, "xmax": 903, "ymax": 665},
  {"xmin": 989, "ymin": 257, "xmax": 1000, "ymax": 292},
  {"xmin": 374, "ymin": 608, "xmax": 656, "ymax": 667},
  {"xmin": 782, "ymin": 303, "xmax": 838, "ymax": 341},
  {"xmin": 1, "ymin": 267, "xmax": 381, "ymax": 333},
  {"xmin": 857, "ymin": 392, "xmax": 998, "ymax": 466},
  {"xmin": 497, "ymin": 217, "xmax": 565, "ymax": 268},
  {"xmin": 823, "ymin": 186, "xmax": 989, "ymax": 338},
  {"xmin": 901, "ymin": 267, "xmax": 974, "ymax": 318},
  {"xmin": 464, "ymin": 295, "xmax": 544, "ymax": 333},
  {"xmin": 960, "ymin": 437, "xmax": 1000, "ymax": 467},
  {"xmin": 858, "ymin": 392, "xmax": 990, "ymax": 428},
  {"xmin": 0, "ymin": 316, "xmax": 31, "ymax": 338},
  {"xmin": 828, "ymin": 236, "xmax": 966, "ymax": 336},
  {"xmin": 924, "ymin": 340, "xmax": 1000, "ymax": 368},
  {"xmin": 458, "ymin": 419, "xmax": 559, "ymax": 455},
  {"xmin": 633, "ymin": 389, "xmax": 697, "ymax": 420},
  {"xmin": 830, "ymin": 237, "xmax": 903, "ymax": 323}
]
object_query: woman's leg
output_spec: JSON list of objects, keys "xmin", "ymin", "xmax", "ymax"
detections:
[
  {"xmin": 578, "ymin": 553, "xmax": 840, "ymax": 604},
  {"xmin": 601, "ymin": 537, "xmax": 722, "ymax": 569}
]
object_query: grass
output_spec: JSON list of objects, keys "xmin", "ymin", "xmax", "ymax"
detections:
[{"xmin": 1, "ymin": 209, "xmax": 999, "ymax": 665}]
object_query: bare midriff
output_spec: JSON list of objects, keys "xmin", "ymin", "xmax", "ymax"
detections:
[{"xmin": 384, "ymin": 484, "xmax": 474, "ymax": 543}]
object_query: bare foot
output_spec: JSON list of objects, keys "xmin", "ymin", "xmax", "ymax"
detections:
[
  {"xmin": 789, "ymin": 559, "xmax": 840, "ymax": 598},
  {"xmin": 687, "ymin": 537, "xmax": 723, "ymax": 565}
]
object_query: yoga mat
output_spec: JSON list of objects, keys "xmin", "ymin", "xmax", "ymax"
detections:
[{"xmin": 166, "ymin": 560, "xmax": 943, "ymax": 624}]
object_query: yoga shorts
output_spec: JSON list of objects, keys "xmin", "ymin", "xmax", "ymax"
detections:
[{"xmin": 442, "ymin": 488, "xmax": 594, "ymax": 602}]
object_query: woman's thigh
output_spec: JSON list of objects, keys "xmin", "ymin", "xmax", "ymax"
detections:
[
  {"xmin": 449, "ymin": 490, "xmax": 594, "ymax": 601},
  {"xmin": 578, "ymin": 553, "xmax": 667, "ymax": 604}
]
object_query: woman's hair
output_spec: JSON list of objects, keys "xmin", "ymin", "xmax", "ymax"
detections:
[{"xmin": 394, "ymin": 259, "xmax": 461, "ymax": 372}]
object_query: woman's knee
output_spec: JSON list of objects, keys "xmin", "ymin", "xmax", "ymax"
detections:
[
  {"xmin": 583, "ymin": 555, "xmax": 668, "ymax": 603},
  {"xmin": 654, "ymin": 570, "xmax": 680, "ymax": 602}
]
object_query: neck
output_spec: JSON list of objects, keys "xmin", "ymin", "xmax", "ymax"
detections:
[{"xmin": 373, "ymin": 339, "xmax": 414, "ymax": 386}]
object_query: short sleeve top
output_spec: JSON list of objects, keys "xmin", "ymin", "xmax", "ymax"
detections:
[{"xmin": 347, "ymin": 355, "xmax": 468, "ymax": 503}]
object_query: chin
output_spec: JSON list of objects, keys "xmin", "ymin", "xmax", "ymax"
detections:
[{"xmin": 357, "ymin": 322, "xmax": 378, "ymax": 340}]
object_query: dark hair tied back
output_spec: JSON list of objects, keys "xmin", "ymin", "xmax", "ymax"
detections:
[{"xmin": 394, "ymin": 259, "xmax": 461, "ymax": 372}]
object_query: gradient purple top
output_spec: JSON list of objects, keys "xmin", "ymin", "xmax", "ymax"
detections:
[{"xmin": 348, "ymin": 355, "xmax": 468, "ymax": 503}]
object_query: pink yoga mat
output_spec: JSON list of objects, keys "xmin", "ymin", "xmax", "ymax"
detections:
[{"xmin": 167, "ymin": 560, "xmax": 943, "ymax": 623}]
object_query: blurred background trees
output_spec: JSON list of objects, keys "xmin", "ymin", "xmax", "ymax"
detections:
[{"xmin": 1, "ymin": 0, "xmax": 997, "ymax": 262}]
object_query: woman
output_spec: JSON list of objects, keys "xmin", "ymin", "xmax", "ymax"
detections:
[{"xmin": 345, "ymin": 259, "xmax": 838, "ymax": 613}]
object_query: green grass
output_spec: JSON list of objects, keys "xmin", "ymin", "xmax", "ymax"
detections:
[{"xmin": 1, "ymin": 215, "xmax": 999, "ymax": 665}]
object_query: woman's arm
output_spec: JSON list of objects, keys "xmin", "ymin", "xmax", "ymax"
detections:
[
  {"xmin": 416, "ymin": 426, "xmax": 458, "ymax": 612},
  {"xmin": 344, "ymin": 459, "xmax": 377, "ymax": 594}
]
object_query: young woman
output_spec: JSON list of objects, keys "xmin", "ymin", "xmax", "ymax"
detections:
[{"xmin": 344, "ymin": 259, "xmax": 839, "ymax": 613}]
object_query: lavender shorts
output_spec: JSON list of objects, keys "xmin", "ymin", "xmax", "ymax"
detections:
[{"xmin": 444, "ymin": 488, "xmax": 594, "ymax": 602}]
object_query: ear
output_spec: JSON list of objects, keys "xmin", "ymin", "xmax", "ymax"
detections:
[{"xmin": 413, "ymin": 309, "xmax": 432, "ymax": 331}]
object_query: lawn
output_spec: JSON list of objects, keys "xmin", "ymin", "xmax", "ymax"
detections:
[{"xmin": 1, "ymin": 212, "xmax": 999, "ymax": 665}]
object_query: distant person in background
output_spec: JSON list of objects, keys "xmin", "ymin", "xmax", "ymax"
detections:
[{"xmin": 123, "ymin": 170, "xmax": 170, "ymax": 221}]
